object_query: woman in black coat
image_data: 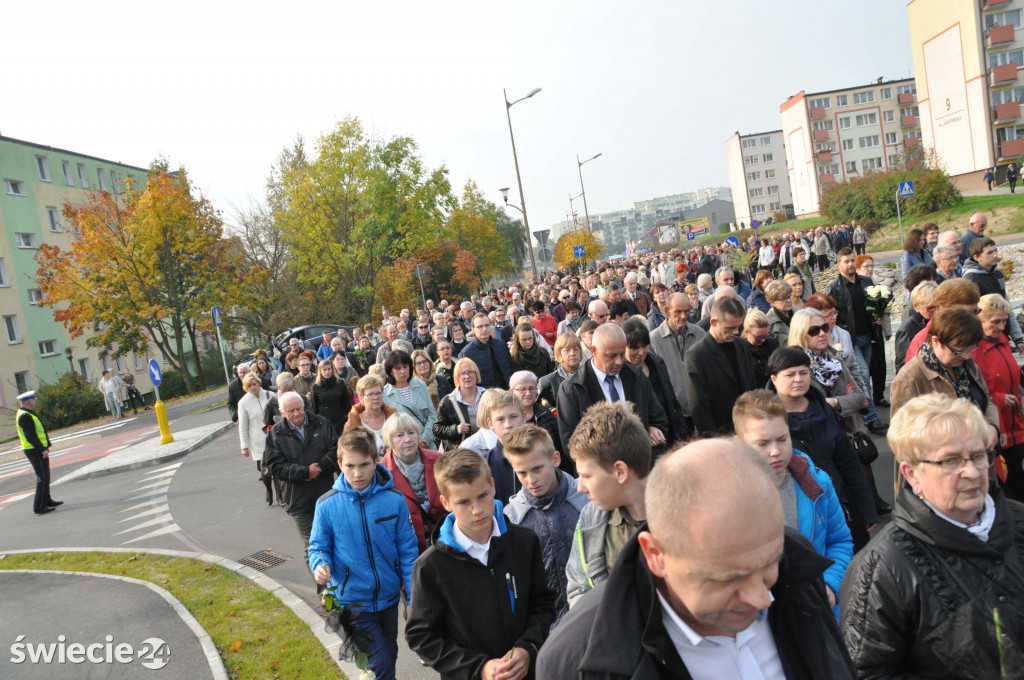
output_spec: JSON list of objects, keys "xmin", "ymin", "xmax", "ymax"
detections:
[
  {"xmin": 622, "ymin": 319, "xmax": 688, "ymax": 449},
  {"xmin": 538, "ymin": 332, "xmax": 583, "ymax": 410},
  {"xmin": 309, "ymin": 359, "xmax": 352, "ymax": 433},
  {"xmin": 432, "ymin": 357, "xmax": 485, "ymax": 451}
]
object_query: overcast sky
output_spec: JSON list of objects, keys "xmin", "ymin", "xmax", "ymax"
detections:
[{"xmin": 4, "ymin": 1, "xmax": 913, "ymax": 237}]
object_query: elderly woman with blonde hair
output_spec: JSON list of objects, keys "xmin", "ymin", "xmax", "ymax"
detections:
[
  {"xmin": 380, "ymin": 412, "xmax": 444, "ymax": 553},
  {"xmin": 841, "ymin": 392, "xmax": 1024, "ymax": 679}
]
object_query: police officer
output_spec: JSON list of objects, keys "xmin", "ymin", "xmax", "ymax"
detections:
[{"xmin": 15, "ymin": 391, "xmax": 61, "ymax": 515}]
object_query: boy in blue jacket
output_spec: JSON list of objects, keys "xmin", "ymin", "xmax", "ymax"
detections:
[
  {"xmin": 309, "ymin": 427, "xmax": 418, "ymax": 680},
  {"xmin": 733, "ymin": 389, "xmax": 853, "ymax": 618}
]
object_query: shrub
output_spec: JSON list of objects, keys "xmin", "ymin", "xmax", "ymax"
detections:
[
  {"xmin": 34, "ymin": 372, "xmax": 108, "ymax": 430},
  {"xmin": 156, "ymin": 369, "xmax": 190, "ymax": 400}
]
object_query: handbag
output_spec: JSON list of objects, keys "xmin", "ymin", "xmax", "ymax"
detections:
[
  {"xmin": 851, "ymin": 431, "xmax": 879, "ymax": 465},
  {"xmin": 438, "ymin": 392, "xmax": 469, "ymax": 453}
]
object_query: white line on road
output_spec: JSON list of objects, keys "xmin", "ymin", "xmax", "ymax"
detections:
[
  {"xmin": 121, "ymin": 523, "xmax": 181, "ymax": 544},
  {"xmin": 124, "ymin": 489, "xmax": 169, "ymax": 502},
  {"xmin": 118, "ymin": 504, "xmax": 170, "ymax": 522},
  {"xmin": 129, "ymin": 480, "xmax": 171, "ymax": 492},
  {"xmin": 115, "ymin": 514, "xmax": 176, "ymax": 535},
  {"xmin": 119, "ymin": 497, "xmax": 168, "ymax": 513}
]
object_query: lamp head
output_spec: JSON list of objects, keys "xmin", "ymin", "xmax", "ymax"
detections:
[
  {"xmin": 527, "ymin": 88, "xmax": 542, "ymax": 98},
  {"xmin": 499, "ymin": 187, "xmax": 510, "ymax": 204}
]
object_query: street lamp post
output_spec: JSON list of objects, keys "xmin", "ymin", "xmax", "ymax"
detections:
[
  {"xmin": 577, "ymin": 152, "xmax": 602, "ymax": 233},
  {"xmin": 504, "ymin": 87, "xmax": 541, "ymax": 279}
]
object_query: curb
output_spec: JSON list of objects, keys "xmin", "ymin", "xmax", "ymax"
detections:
[
  {"xmin": 3, "ymin": 569, "xmax": 229, "ymax": 680},
  {"xmin": 55, "ymin": 423, "xmax": 234, "ymax": 484},
  {"xmin": 0, "ymin": 547, "xmax": 360, "ymax": 678}
]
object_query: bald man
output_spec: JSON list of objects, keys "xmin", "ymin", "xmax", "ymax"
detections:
[
  {"xmin": 557, "ymin": 323, "xmax": 669, "ymax": 454},
  {"xmin": 649, "ymin": 293, "xmax": 705, "ymax": 427},
  {"xmin": 588, "ymin": 299, "xmax": 611, "ymax": 325},
  {"xmin": 959, "ymin": 212, "xmax": 988, "ymax": 263},
  {"xmin": 538, "ymin": 439, "xmax": 855, "ymax": 679}
]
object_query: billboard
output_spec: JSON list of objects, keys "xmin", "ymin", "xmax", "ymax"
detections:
[{"xmin": 678, "ymin": 217, "xmax": 709, "ymax": 237}]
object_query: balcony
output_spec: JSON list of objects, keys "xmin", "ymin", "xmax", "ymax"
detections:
[
  {"xmin": 898, "ymin": 92, "xmax": 915, "ymax": 105},
  {"xmin": 983, "ymin": 0, "xmax": 1011, "ymax": 8},
  {"xmin": 819, "ymin": 173, "xmax": 836, "ymax": 185},
  {"xmin": 987, "ymin": 24, "xmax": 1015, "ymax": 47},
  {"xmin": 810, "ymin": 106, "xmax": 826, "ymax": 119},
  {"xmin": 901, "ymin": 115, "xmax": 918, "ymax": 127},
  {"xmin": 905, "ymin": 137, "xmax": 921, "ymax": 147},
  {"xmin": 817, "ymin": 150, "xmax": 833, "ymax": 162},
  {"xmin": 998, "ymin": 138, "xmax": 1024, "ymax": 160},
  {"xmin": 995, "ymin": 101, "xmax": 1022, "ymax": 124},
  {"xmin": 991, "ymin": 63, "xmax": 1019, "ymax": 86},
  {"xmin": 813, "ymin": 128, "xmax": 830, "ymax": 140}
]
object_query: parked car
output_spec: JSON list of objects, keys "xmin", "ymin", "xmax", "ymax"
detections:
[{"xmin": 272, "ymin": 324, "xmax": 354, "ymax": 354}]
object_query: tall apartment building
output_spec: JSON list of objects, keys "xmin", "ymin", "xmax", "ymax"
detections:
[
  {"xmin": 780, "ymin": 78, "xmax": 922, "ymax": 217},
  {"xmin": 724, "ymin": 130, "xmax": 793, "ymax": 228},
  {"xmin": 0, "ymin": 135, "xmax": 149, "ymax": 411},
  {"xmin": 907, "ymin": 0, "xmax": 1023, "ymax": 190}
]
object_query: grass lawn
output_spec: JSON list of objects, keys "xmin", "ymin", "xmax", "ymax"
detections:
[{"xmin": 0, "ymin": 551, "xmax": 343, "ymax": 679}]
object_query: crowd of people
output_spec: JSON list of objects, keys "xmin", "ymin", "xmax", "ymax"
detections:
[{"xmin": 221, "ymin": 211, "xmax": 1024, "ymax": 680}]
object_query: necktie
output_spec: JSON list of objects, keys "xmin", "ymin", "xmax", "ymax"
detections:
[{"xmin": 605, "ymin": 375, "xmax": 620, "ymax": 403}]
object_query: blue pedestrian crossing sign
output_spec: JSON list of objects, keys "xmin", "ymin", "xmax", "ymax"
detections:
[
  {"xmin": 211, "ymin": 305, "xmax": 222, "ymax": 327},
  {"xmin": 573, "ymin": 245, "xmax": 586, "ymax": 258},
  {"xmin": 898, "ymin": 181, "xmax": 915, "ymax": 197}
]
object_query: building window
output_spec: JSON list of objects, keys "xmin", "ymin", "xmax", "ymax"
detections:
[
  {"xmin": 812, "ymin": 120, "xmax": 833, "ymax": 131},
  {"xmin": 134, "ymin": 353, "xmax": 144, "ymax": 370},
  {"xmin": 46, "ymin": 207, "xmax": 62, "ymax": 232},
  {"xmin": 856, "ymin": 113, "xmax": 878, "ymax": 126},
  {"xmin": 765, "ymin": 169, "xmax": 776, "ymax": 179},
  {"xmin": 101, "ymin": 355, "xmax": 110, "ymax": 372},
  {"xmin": 762, "ymin": 153, "xmax": 774, "ymax": 162},
  {"xmin": 820, "ymin": 163, "xmax": 839, "ymax": 175},
  {"xmin": 986, "ymin": 9, "xmax": 1022, "ymax": 30},
  {"xmin": 742, "ymin": 138, "xmax": 757, "ymax": 148},
  {"xmin": 897, "ymin": 84, "xmax": 917, "ymax": 95},
  {"xmin": 993, "ymin": 86, "xmax": 1024, "ymax": 105},
  {"xmin": 836, "ymin": 94, "xmax": 849, "ymax": 107},
  {"xmin": 0, "ymin": 258, "xmax": 7, "ymax": 286},
  {"xmin": 883, "ymin": 110, "xmax": 895, "ymax": 123},
  {"xmin": 79, "ymin": 358, "xmax": 93, "ymax": 381},
  {"xmin": 809, "ymin": 97, "xmax": 831, "ymax": 109},
  {"xmin": 15, "ymin": 233, "xmax": 37, "ymax": 249},
  {"xmin": 127, "ymin": 173, "xmax": 137, "ymax": 188},
  {"xmin": 36, "ymin": 156, "xmax": 51, "ymax": 182},
  {"xmin": 746, "ymin": 171, "xmax": 761, "ymax": 182},
  {"xmin": 751, "ymin": 204, "xmax": 766, "ymax": 214},
  {"xmin": 770, "ymin": 202, "xmax": 781, "ymax": 211},
  {"xmin": 842, "ymin": 139, "xmax": 855, "ymax": 151},
  {"xmin": 859, "ymin": 135, "xmax": 881, "ymax": 148},
  {"xmin": 846, "ymin": 161, "xmax": 858, "ymax": 174},
  {"xmin": 990, "ymin": 49, "xmax": 1024, "ymax": 69},
  {"xmin": 27, "ymin": 289, "xmax": 43, "ymax": 306},
  {"xmin": 885, "ymin": 132, "xmax": 898, "ymax": 144},
  {"xmin": 98, "ymin": 169, "xmax": 108, "ymax": 192},
  {"xmin": 760, "ymin": 136, "xmax": 772, "ymax": 146},
  {"xmin": 745, "ymin": 155, "xmax": 759, "ymax": 165},
  {"xmin": 817, "ymin": 142, "xmax": 837, "ymax": 153},
  {"xmin": 39, "ymin": 340, "xmax": 57, "ymax": 357},
  {"xmin": 749, "ymin": 187, "xmax": 764, "ymax": 198},
  {"xmin": 863, "ymin": 157, "xmax": 884, "ymax": 171},
  {"xmin": 880, "ymin": 88, "xmax": 892, "ymax": 100},
  {"xmin": 853, "ymin": 91, "xmax": 875, "ymax": 104},
  {"xmin": 62, "ymin": 160, "xmax": 74, "ymax": 185},
  {"xmin": 77, "ymin": 164, "xmax": 88, "ymax": 188},
  {"xmin": 15, "ymin": 371, "xmax": 29, "ymax": 395},
  {"xmin": 905, "ymin": 130, "xmax": 921, "ymax": 140},
  {"xmin": 889, "ymin": 154, "xmax": 899, "ymax": 166},
  {"xmin": 4, "ymin": 179, "xmax": 26, "ymax": 196},
  {"xmin": 4, "ymin": 315, "xmax": 22, "ymax": 344},
  {"xmin": 767, "ymin": 185, "xmax": 779, "ymax": 195},
  {"xmin": 839, "ymin": 117, "xmax": 851, "ymax": 129},
  {"xmin": 110, "ymin": 170, "xmax": 118, "ymax": 193},
  {"xmin": 901, "ymin": 106, "xmax": 920, "ymax": 117}
]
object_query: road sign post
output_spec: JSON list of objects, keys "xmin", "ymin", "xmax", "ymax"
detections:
[
  {"xmin": 149, "ymin": 358, "xmax": 173, "ymax": 445},
  {"xmin": 211, "ymin": 306, "xmax": 230, "ymax": 388},
  {"xmin": 413, "ymin": 263, "xmax": 427, "ymax": 309},
  {"xmin": 896, "ymin": 181, "xmax": 914, "ymax": 248}
]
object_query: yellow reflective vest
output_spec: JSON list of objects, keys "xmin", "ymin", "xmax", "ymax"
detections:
[{"xmin": 16, "ymin": 409, "xmax": 49, "ymax": 451}]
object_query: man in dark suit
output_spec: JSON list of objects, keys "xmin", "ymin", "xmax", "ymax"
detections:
[
  {"xmin": 557, "ymin": 323, "xmax": 669, "ymax": 451},
  {"xmin": 684, "ymin": 296, "xmax": 757, "ymax": 436}
]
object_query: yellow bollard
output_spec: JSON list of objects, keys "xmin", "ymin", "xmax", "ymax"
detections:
[{"xmin": 155, "ymin": 400, "xmax": 174, "ymax": 444}]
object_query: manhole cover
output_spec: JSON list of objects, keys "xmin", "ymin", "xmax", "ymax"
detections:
[{"xmin": 238, "ymin": 550, "xmax": 289, "ymax": 572}]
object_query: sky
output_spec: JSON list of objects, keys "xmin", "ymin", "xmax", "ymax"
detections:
[{"xmin": 3, "ymin": 1, "xmax": 914, "ymax": 239}]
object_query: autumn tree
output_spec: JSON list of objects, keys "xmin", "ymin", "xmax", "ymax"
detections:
[
  {"xmin": 36, "ymin": 164, "xmax": 260, "ymax": 393},
  {"xmin": 554, "ymin": 229, "xmax": 605, "ymax": 272},
  {"xmin": 279, "ymin": 118, "xmax": 455, "ymax": 324}
]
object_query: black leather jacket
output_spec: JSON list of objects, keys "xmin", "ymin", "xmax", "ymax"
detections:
[{"xmin": 840, "ymin": 485, "xmax": 1024, "ymax": 679}]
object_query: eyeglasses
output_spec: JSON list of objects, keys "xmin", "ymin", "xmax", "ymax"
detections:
[
  {"xmin": 946, "ymin": 343, "xmax": 979, "ymax": 358},
  {"xmin": 918, "ymin": 450, "xmax": 992, "ymax": 475},
  {"xmin": 807, "ymin": 323, "xmax": 830, "ymax": 337},
  {"xmin": 512, "ymin": 386, "xmax": 538, "ymax": 394},
  {"xmin": 745, "ymin": 330, "xmax": 769, "ymax": 344}
]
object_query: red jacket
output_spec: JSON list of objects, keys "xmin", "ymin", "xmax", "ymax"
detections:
[
  {"xmin": 973, "ymin": 334, "xmax": 1024, "ymax": 448},
  {"xmin": 533, "ymin": 314, "xmax": 558, "ymax": 347},
  {"xmin": 381, "ymin": 447, "xmax": 445, "ymax": 553},
  {"xmin": 904, "ymin": 320, "xmax": 932, "ymax": 366}
]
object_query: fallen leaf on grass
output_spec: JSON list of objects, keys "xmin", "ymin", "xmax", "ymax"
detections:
[{"xmin": 229, "ymin": 641, "xmax": 242, "ymax": 653}]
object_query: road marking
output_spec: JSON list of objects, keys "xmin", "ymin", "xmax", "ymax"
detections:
[
  {"xmin": 130, "ymin": 480, "xmax": 171, "ymax": 492},
  {"xmin": 0, "ymin": 419, "xmax": 140, "ymax": 456},
  {"xmin": 118, "ymin": 504, "xmax": 170, "ymax": 522},
  {"xmin": 115, "ymin": 514, "xmax": 176, "ymax": 535},
  {"xmin": 124, "ymin": 489, "xmax": 168, "ymax": 502},
  {"xmin": 0, "ymin": 490, "xmax": 33, "ymax": 511},
  {"xmin": 120, "ymin": 497, "xmax": 168, "ymax": 513},
  {"xmin": 121, "ymin": 523, "xmax": 182, "ymax": 544}
]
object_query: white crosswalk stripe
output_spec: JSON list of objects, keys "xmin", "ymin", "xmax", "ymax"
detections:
[
  {"xmin": 121, "ymin": 523, "xmax": 182, "ymax": 544},
  {"xmin": 0, "ymin": 445, "xmax": 88, "ymax": 480},
  {"xmin": 116, "ymin": 467, "xmax": 183, "ymax": 545}
]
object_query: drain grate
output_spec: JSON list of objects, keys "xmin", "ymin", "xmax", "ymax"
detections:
[{"xmin": 238, "ymin": 550, "xmax": 289, "ymax": 572}]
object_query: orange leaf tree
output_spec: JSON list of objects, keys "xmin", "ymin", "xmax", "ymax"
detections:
[
  {"xmin": 36, "ymin": 163, "xmax": 261, "ymax": 392},
  {"xmin": 554, "ymin": 229, "xmax": 604, "ymax": 272}
]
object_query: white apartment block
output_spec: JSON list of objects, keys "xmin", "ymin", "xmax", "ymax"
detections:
[
  {"xmin": 725, "ymin": 130, "xmax": 793, "ymax": 228},
  {"xmin": 780, "ymin": 78, "xmax": 923, "ymax": 217}
]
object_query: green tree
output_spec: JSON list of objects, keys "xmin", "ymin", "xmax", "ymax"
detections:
[{"xmin": 279, "ymin": 118, "xmax": 456, "ymax": 324}]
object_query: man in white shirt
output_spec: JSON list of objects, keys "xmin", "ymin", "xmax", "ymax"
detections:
[{"xmin": 538, "ymin": 438, "xmax": 856, "ymax": 680}]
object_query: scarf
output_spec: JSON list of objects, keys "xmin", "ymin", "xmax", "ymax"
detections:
[
  {"xmin": 394, "ymin": 454, "xmax": 427, "ymax": 502},
  {"xmin": 919, "ymin": 343, "xmax": 973, "ymax": 399},
  {"xmin": 556, "ymin": 363, "xmax": 577, "ymax": 383},
  {"xmin": 516, "ymin": 342, "xmax": 547, "ymax": 376},
  {"xmin": 805, "ymin": 349, "xmax": 843, "ymax": 389}
]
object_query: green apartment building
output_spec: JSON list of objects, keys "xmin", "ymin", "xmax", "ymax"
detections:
[{"xmin": 0, "ymin": 134, "xmax": 151, "ymax": 419}]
